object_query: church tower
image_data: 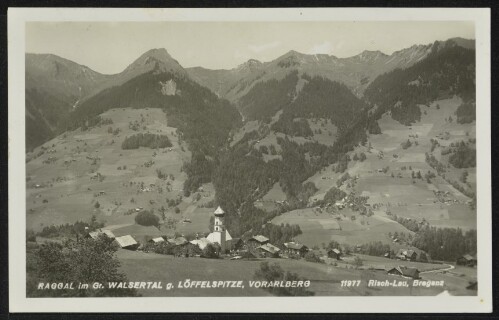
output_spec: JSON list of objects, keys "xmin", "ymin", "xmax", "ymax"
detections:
[{"xmin": 214, "ymin": 206, "xmax": 226, "ymax": 253}]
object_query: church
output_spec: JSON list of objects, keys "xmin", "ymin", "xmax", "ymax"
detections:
[{"xmin": 206, "ymin": 206, "xmax": 232, "ymax": 252}]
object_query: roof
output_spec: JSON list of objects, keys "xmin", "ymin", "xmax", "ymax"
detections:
[
  {"xmin": 87, "ymin": 231, "xmax": 101, "ymax": 240},
  {"xmin": 150, "ymin": 237, "xmax": 165, "ymax": 243},
  {"xmin": 388, "ymin": 266, "xmax": 419, "ymax": 278},
  {"xmin": 258, "ymin": 243, "xmax": 281, "ymax": 254},
  {"xmin": 461, "ymin": 254, "xmax": 477, "ymax": 261},
  {"xmin": 190, "ymin": 238, "xmax": 211, "ymax": 250},
  {"xmin": 250, "ymin": 235, "xmax": 269, "ymax": 243},
  {"xmin": 284, "ymin": 242, "xmax": 307, "ymax": 250},
  {"xmin": 214, "ymin": 206, "xmax": 225, "ymax": 215},
  {"xmin": 173, "ymin": 237, "xmax": 188, "ymax": 246},
  {"xmin": 206, "ymin": 230, "xmax": 233, "ymax": 245},
  {"xmin": 114, "ymin": 235, "xmax": 138, "ymax": 248},
  {"xmin": 102, "ymin": 230, "xmax": 116, "ymax": 239},
  {"xmin": 397, "ymin": 249, "xmax": 416, "ymax": 257},
  {"xmin": 329, "ymin": 248, "xmax": 341, "ymax": 255}
]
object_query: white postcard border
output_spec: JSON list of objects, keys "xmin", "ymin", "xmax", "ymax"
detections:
[{"xmin": 8, "ymin": 7, "xmax": 492, "ymax": 313}]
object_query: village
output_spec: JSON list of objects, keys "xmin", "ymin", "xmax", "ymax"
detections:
[{"xmin": 79, "ymin": 205, "xmax": 477, "ymax": 296}]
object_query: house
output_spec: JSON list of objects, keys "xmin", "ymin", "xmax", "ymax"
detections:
[
  {"xmin": 283, "ymin": 242, "xmax": 308, "ymax": 257},
  {"xmin": 456, "ymin": 254, "xmax": 477, "ymax": 267},
  {"xmin": 148, "ymin": 237, "xmax": 165, "ymax": 244},
  {"xmin": 247, "ymin": 235, "xmax": 269, "ymax": 246},
  {"xmin": 114, "ymin": 235, "xmax": 139, "ymax": 250},
  {"xmin": 466, "ymin": 281, "xmax": 478, "ymax": 291},
  {"xmin": 395, "ymin": 249, "xmax": 418, "ymax": 261},
  {"xmin": 226, "ymin": 238, "xmax": 244, "ymax": 251},
  {"xmin": 257, "ymin": 243, "xmax": 280, "ymax": 257},
  {"xmin": 387, "ymin": 266, "xmax": 420, "ymax": 279},
  {"xmin": 327, "ymin": 248, "xmax": 342, "ymax": 260}
]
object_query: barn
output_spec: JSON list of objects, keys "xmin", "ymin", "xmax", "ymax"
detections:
[
  {"xmin": 283, "ymin": 242, "xmax": 308, "ymax": 257},
  {"xmin": 327, "ymin": 248, "xmax": 342, "ymax": 260},
  {"xmin": 246, "ymin": 235, "xmax": 269, "ymax": 248},
  {"xmin": 395, "ymin": 249, "xmax": 418, "ymax": 261},
  {"xmin": 387, "ymin": 266, "xmax": 420, "ymax": 279},
  {"xmin": 114, "ymin": 235, "xmax": 139, "ymax": 250},
  {"xmin": 257, "ymin": 243, "xmax": 281, "ymax": 258},
  {"xmin": 456, "ymin": 254, "xmax": 477, "ymax": 267}
]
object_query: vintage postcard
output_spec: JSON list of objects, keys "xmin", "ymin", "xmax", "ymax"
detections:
[{"xmin": 8, "ymin": 8, "xmax": 491, "ymax": 313}]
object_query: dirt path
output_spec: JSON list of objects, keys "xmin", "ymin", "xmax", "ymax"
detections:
[{"xmin": 420, "ymin": 263, "xmax": 455, "ymax": 274}]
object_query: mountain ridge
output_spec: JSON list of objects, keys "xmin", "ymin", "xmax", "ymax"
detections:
[{"xmin": 186, "ymin": 38, "xmax": 475, "ymax": 101}]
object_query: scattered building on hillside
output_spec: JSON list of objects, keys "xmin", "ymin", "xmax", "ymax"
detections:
[
  {"xmin": 114, "ymin": 235, "xmax": 139, "ymax": 250},
  {"xmin": 456, "ymin": 254, "xmax": 477, "ymax": 267},
  {"xmin": 387, "ymin": 266, "xmax": 420, "ymax": 279},
  {"xmin": 327, "ymin": 248, "xmax": 342, "ymax": 260},
  {"xmin": 148, "ymin": 237, "xmax": 165, "ymax": 244},
  {"xmin": 395, "ymin": 249, "xmax": 418, "ymax": 261},
  {"xmin": 283, "ymin": 242, "xmax": 309, "ymax": 257},
  {"xmin": 206, "ymin": 206, "xmax": 232, "ymax": 252},
  {"xmin": 257, "ymin": 243, "xmax": 281, "ymax": 258}
]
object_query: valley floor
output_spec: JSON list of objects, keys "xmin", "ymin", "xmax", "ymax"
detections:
[{"xmin": 117, "ymin": 249, "xmax": 477, "ymax": 297}]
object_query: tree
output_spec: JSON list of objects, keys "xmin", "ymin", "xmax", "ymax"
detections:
[
  {"xmin": 359, "ymin": 152, "xmax": 367, "ymax": 162},
  {"xmin": 174, "ymin": 207, "xmax": 181, "ymax": 214},
  {"xmin": 159, "ymin": 206, "xmax": 166, "ymax": 221},
  {"xmin": 135, "ymin": 210, "xmax": 160, "ymax": 228},
  {"xmin": 460, "ymin": 171, "xmax": 469, "ymax": 183},
  {"xmin": 27, "ymin": 237, "xmax": 139, "ymax": 297},
  {"xmin": 304, "ymin": 251, "xmax": 322, "ymax": 263},
  {"xmin": 94, "ymin": 201, "xmax": 100, "ymax": 209},
  {"xmin": 353, "ymin": 256, "xmax": 363, "ymax": 269},
  {"xmin": 202, "ymin": 243, "xmax": 220, "ymax": 259}
]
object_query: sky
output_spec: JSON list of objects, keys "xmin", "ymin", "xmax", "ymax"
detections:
[{"xmin": 26, "ymin": 21, "xmax": 474, "ymax": 74}]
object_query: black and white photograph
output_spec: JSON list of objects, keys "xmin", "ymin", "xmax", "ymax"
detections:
[{"xmin": 8, "ymin": 7, "xmax": 492, "ymax": 313}]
